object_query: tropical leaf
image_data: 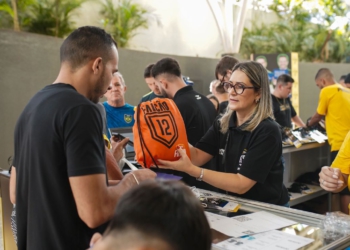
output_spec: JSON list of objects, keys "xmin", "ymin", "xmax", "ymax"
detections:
[
  {"xmin": 240, "ymin": 0, "xmax": 350, "ymax": 62},
  {"xmin": 100, "ymin": 0, "xmax": 159, "ymax": 48},
  {"xmin": 0, "ymin": 2, "xmax": 14, "ymax": 17},
  {"xmin": 23, "ymin": 0, "xmax": 88, "ymax": 37}
]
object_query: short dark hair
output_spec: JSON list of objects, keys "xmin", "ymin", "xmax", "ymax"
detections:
[
  {"xmin": 60, "ymin": 26, "xmax": 117, "ymax": 70},
  {"xmin": 345, "ymin": 73, "xmax": 350, "ymax": 84},
  {"xmin": 340, "ymin": 75, "xmax": 347, "ymax": 81},
  {"xmin": 276, "ymin": 74, "xmax": 294, "ymax": 86},
  {"xmin": 151, "ymin": 58, "xmax": 181, "ymax": 79},
  {"xmin": 104, "ymin": 180, "xmax": 212, "ymax": 250},
  {"xmin": 215, "ymin": 55, "xmax": 239, "ymax": 79},
  {"xmin": 315, "ymin": 68, "xmax": 334, "ymax": 80},
  {"xmin": 144, "ymin": 64, "xmax": 155, "ymax": 78}
]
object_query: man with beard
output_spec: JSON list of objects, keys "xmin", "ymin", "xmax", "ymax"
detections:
[
  {"xmin": 152, "ymin": 57, "xmax": 217, "ymax": 189},
  {"xmin": 10, "ymin": 26, "xmax": 155, "ymax": 250}
]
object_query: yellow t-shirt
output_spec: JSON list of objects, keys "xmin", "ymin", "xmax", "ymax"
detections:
[
  {"xmin": 317, "ymin": 84, "xmax": 350, "ymax": 151},
  {"xmin": 103, "ymin": 134, "xmax": 111, "ymax": 150},
  {"xmin": 332, "ymin": 130, "xmax": 350, "ymax": 174},
  {"xmin": 332, "ymin": 130, "xmax": 350, "ymax": 189}
]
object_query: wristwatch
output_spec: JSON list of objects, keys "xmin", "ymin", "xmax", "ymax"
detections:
[{"xmin": 196, "ymin": 168, "xmax": 204, "ymax": 181}]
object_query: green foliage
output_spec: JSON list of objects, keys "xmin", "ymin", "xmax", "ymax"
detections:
[
  {"xmin": 240, "ymin": 0, "xmax": 350, "ymax": 62},
  {"xmin": 24, "ymin": 0, "xmax": 87, "ymax": 37},
  {"xmin": 100, "ymin": 0, "xmax": 157, "ymax": 48},
  {"xmin": 0, "ymin": 0, "xmax": 86, "ymax": 37},
  {"xmin": 0, "ymin": 0, "xmax": 35, "ymax": 29}
]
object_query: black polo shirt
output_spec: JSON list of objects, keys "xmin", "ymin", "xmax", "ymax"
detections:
[
  {"xmin": 271, "ymin": 94, "xmax": 297, "ymax": 128},
  {"xmin": 173, "ymin": 86, "xmax": 217, "ymax": 189},
  {"xmin": 195, "ymin": 115, "xmax": 289, "ymax": 205}
]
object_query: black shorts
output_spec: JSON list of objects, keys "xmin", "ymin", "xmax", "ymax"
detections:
[
  {"xmin": 330, "ymin": 151, "xmax": 339, "ymax": 163},
  {"xmin": 339, "ymin": 187, "xmax": 350, "ymax": 195}
]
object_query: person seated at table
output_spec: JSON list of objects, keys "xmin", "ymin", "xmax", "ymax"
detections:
[
  {"xmin": 89, "ymin": 180, "xmax": 212, "ymax": 250},
  {"xmin": 158, "ymin": 61, "xmax": 290, "ymax": 206},
  {"xmin": 319, "ymin": 130, "xmax": 350, "ymax": 213}
]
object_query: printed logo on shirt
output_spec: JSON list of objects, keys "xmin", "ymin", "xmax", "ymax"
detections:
[
  {"xmin": 195, "ymin": 95, "xmax": 201, "ymax": 100},
  {"xmin": 279, "ymin": 103, "xmax": 290, "ymax": 112},
  {"xmin": 124, "ymin": 114, "xmax": 133, "ymax": 123},
  {"xmin": 237, "ymin": 149, "xmax": 247, "ymax": 171}
]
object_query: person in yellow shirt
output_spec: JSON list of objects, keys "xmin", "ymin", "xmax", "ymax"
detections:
[
  {"xmin": 319, "ymin": 130, "xmax": 350, "ymax": 213},
  {"xmin": 308, "ymin": 68, "xmax": 350, "ymax": 157},
  {"xmin": 308, "ymin": 68, "xmax": 350, "ymax": 214}
]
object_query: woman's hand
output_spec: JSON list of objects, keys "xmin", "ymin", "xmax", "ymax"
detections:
[{"xmin": 158, "ymin": 148, "xmax": 196, "ymax": 175}]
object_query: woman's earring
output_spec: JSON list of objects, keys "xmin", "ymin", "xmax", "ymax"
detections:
[{"xmin": 255, "ymin": 99, "xmax": 260, "ymax": 103}]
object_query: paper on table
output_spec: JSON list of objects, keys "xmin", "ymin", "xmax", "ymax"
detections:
[
  {"xmin": 309, "ymin": 131, "xmax": 327, "ymax": 143},
  {"xmin": 206, "ymin": 211, "xmax": 296, "ymax": 238},
  {"xmin": 215, "ymin": 230, "xmax": 314, "ymax": 250}
]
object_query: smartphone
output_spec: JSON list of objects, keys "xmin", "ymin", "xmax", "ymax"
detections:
[{"xmin": 110, "ymin": 131, "xmax": 134, "ymax": 147}]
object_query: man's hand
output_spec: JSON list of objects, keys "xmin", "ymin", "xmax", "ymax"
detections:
[
  {"xmin": 110, "ymin": 136, "xmax": 129, "ymax": 162},
  {"xmin": 319, "ymin": 166, "xmax": 345, "ymax": 192}
]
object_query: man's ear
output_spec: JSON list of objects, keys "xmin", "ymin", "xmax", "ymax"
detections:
[
  {"xmin": 92, "ymin": 57, "xmax": 103, "ymax": 75},
  {"xmin": 161, "ymin": 80, "xmax": 168, "ymax": 89}
]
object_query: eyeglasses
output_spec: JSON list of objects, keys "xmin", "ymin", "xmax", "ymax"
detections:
[{"xmin": 222, "ymin": 82, "xmax": 258, "ymax": 95}]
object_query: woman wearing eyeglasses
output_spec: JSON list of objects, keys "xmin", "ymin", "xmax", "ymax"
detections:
[{"xmin": 158, "ymin": 61, "xmax": 289, "ymax": 206}]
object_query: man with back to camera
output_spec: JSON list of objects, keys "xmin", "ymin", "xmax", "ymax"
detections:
[
  {"xmin": 103, "ymin": 72, "xmax": 135, "ymax": 138},
  {"xmin": 215, "ymin": 55, "xmax": 239, "ymax": 114},
  {"xmin": 9, "ymin": 26, "xmax": 156, "ymax": 250},
  {"xmin": 271, "ymin": 74, "xmax": 305, "ymax": 129},
  {"xmin": 152, "ymin": 57, "xmax": 217, "ymax": 189},
  {"xmin": 307, "ymin": 68, "xmax": 350, "ymax": 214},
  {"xmin": 139, "ymin": 63, "xmax": 163, "ymax": 103},
  {"xmin": 89, "ymin": 180, "xmax": 212, "ymax": 250}
]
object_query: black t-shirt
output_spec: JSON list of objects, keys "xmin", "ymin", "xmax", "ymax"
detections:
[
  {"xmin": 219, "ymin": 101, "xmax": 228, "ymax": 114},
  {"xmin": 13, "ymin": 84, "xmax": 107, "ymax": 250},
  {"xmin": 173, "ymin": 86, "xmax": 217, "ymax": 189},
  {"xmin": 139, "ymin": 91, "xmax": 164, "ymax": 103},
  {"xmin": 271, "ymin": 94, "xmax": 296, "ymax": 128},
  {"xmin": 195, "ymin": 115, "xmax": 289, "ymax": 205}
]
